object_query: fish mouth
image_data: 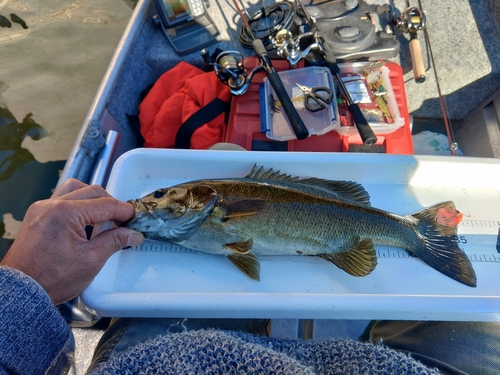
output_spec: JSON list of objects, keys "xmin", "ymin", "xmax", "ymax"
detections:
[
  {"xmin": 124, "ymin": 198, "xmax": 166, "ymax": 228},
  {"xmin": 124, "ymin": 199, "xmax": 149, "ymax": 228},
  {"xmin": 123, "ymin": 216, "xmax": 137, "ymax": 228},
  {"xmin": 128, "ymin": 199, "xmax": 155, "ymax": 213},
  {"xmin": 123, "ymin": 199, "xmax": 138, "ymax": 227}
]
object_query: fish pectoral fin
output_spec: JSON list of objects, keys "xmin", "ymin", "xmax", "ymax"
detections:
[
  {"xmin": 225, "ymin": 237, "xmax": 253, "ymax": 254},
  {"xmin": 219, "ymin": 199, "xmax": 265, "ymax": 219},
  {"xmin": 320, "ymin": 238, "xmax": 377, "ymax": 277},
  {"xmin": 227, "ymin": 253, "xmax": 260, "ymax": 281}
]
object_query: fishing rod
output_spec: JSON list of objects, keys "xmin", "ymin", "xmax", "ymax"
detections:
[
  {"xmin": 232, "ymin": 0, "xmax": 309, "ymax": 140},
  {"xmin": 394, "ymin": 0, "xmax": 426, "ymax": 83},
  {"xmin": 296, "ymin": 0, "xmax": 378, "ymax": 145},
  {"xmin": 417, "ymin": 0, "xmax": 457, "ymax": 155}
]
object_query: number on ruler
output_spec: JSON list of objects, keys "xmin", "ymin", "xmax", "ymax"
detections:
[{"xmin": 452, "ymin": 235, "xmax": 468, "ymax": 244}]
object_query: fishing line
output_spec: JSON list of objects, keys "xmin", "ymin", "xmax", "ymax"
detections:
[
  {"xmin": 417, "ymin": 0, "xmax": 457, "ymax": 155},
  {"xmin": 237, "ymin": 0, "xmax": 296, "ymax": 49},
  {"xmin": 262, "ymin": 0, "xmax": 269, "ymax": 46},
  {"xmin": 220, "ymin": 0, "xmax": 241, "ymax": 49}
]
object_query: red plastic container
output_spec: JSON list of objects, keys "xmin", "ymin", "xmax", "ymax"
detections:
[{"xmin": 226, "ymin": 57, "xmax": 413, "ymax": 154}]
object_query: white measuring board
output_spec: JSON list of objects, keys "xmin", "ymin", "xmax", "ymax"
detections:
[
  {"xmin": 131, "ymin": 218, "xmax": 500, "ymax": 264},
  {"xmin": 82, "ymin": 149, "xmax": 500, "ymax": 321},
  {"xmin": 377, "ymin": 219, "xmax": 500, "ymax": 262}
]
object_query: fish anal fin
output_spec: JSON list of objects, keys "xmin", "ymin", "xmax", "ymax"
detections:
[
  {"xmin": 320, "ymin": 238, "xmax": 377, "ymax": 277},
  {"xmin": 227, "ymin": 252, "xmax": 260, "ymax": 281},
  {"xmin": 225, "ymin": 237, "xmax": 253, "ymax": 254},
  {"xmin": 219, "ymin": 198, "xmax": 265, "ymax": 219}
]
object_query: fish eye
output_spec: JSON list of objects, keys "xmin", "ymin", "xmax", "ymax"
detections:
[{"xmin": 153, "ymin": 190, "xmax": 165, "ymax": 199}]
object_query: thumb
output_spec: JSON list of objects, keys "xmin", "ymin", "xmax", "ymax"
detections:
[{"xmin": 88, "ymin": 227, "xmax": 144, "ymax": 262}]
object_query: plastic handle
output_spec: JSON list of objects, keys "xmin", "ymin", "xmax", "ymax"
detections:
[
  {"xmin": 252, "ymin": 39, "xmax": 309, "ymax": 140},
  {"xmin": 409, "ymin": 36, "xmax": 426, "ymax": 83},
  {"xmin": 267, "ymin": 70, "xmax": 309, "ymax": 139},
  {"xmin": 319, "ymin": 41, "xmax": 377, "ymax": 145},
  {"xmin": 348, "ymin": 103, "xmax": 378, "ymax": 145}
]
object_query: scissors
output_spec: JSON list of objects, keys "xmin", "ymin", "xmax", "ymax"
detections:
[{"xmin": 295, "ymin": 83, "xmax": 333, "ymax": 112}]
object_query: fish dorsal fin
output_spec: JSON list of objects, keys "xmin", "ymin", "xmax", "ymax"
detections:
[
  {"xmin": 225, "ymin": 237, "xmax": 253, "ymax": 254},
  {"xmin": 246, "ymin": 165, "xmax": 370, "ymax": 206},
  {"xmin": 227, "ymin": 252, "xmax": 260, "ymax": 281},
  {"xmin": 246, "ymin": 165, "xmax": 300, "ymax": 182},
  {"xmin": 219, "ymin": 199, "xmax": 265, "ymax": 219},
  {"xmin": 319, "ymin": 238, "xmax": 377, "ymax": 277},
  {"xmin": 298, "ymin": 178, "xmax": 371, "ymax": 206}
]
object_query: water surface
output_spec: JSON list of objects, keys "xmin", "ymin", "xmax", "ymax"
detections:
[{"xmin": 0, "ymin": 0, "xmax": 135, "ymax": 258}]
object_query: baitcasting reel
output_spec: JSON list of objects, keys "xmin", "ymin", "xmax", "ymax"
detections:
[
  {"xmin": 394, "ymin": 5, "xmax": 425, "ymax": 34},
  {"xmin": 272, "ymin": 29, "xmax": 319, "ymax": 65},
  {"xmin": 393, "ymin": 2, "xmax": 426, "ymax": 82}
]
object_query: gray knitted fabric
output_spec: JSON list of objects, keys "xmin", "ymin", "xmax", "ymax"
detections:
[
  {"xmin": 1, "ymin": 266, "xmax": 439, "ymax": 375},
  {"xmin": 90, "ymin": 330, "xmax": 440, "ymax": 375},
  {"xmin": 0, "ymin": 267, "xmax": 74, "ymax": 375}
]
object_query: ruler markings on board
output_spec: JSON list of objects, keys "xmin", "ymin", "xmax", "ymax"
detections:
[
  {"xmin": 497, "ymin": 227, "xmax": 500, "ymax": 253},
  {"xmin": 379, "ymin": 219, "xmax": 500, "ymax": 262},
  {"xmin": 127, "ymin": 219, "xmax": 500, "ymax": 263}
]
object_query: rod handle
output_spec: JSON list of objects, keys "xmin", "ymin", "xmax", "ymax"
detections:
[
  {"xmin": 409, "ymin": 35, "xmax": 426, "ymax": 83},
  {"xmin": 319, "ymin": 40, "xmax": 377, "ymax": 145},
  {"xmin": 348, "ymin": 103, "xmax": 378, "ymax": 145},
  {"xmin": 253, "ymin": 39, "xmax": 309, "ymax": 140}
]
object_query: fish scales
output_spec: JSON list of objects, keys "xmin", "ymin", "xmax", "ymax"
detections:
[
  {"xmin": 178, "ymin": 179, "xmax": 416, "ymax": 254},
  {"xmin": 126, "ymin": 165, "xmax": 477, "ymax": 287}
]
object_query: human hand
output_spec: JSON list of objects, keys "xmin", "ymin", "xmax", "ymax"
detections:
[{"xmin": 0, "ymin": 178, "xmax": 144, "ymax": 305}]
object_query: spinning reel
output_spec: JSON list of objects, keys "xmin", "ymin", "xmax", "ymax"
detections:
[{"xmin": 200, "ymin": 48, "xmax": 263, "ymax": 95}]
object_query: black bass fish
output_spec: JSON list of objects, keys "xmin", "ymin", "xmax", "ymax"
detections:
[{"xmin": 126, "ymin": 166, "xmax": 477, "ymax": 287}]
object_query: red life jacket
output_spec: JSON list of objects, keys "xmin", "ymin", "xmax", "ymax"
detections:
[{"xmin": 138, "ymin": 61, "xmax": 231, "ymax": 149}]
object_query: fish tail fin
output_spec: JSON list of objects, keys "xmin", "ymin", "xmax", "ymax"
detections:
[{"xmin": 409, "ymin": 201, "xmax": 477, "ymax": 287}]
